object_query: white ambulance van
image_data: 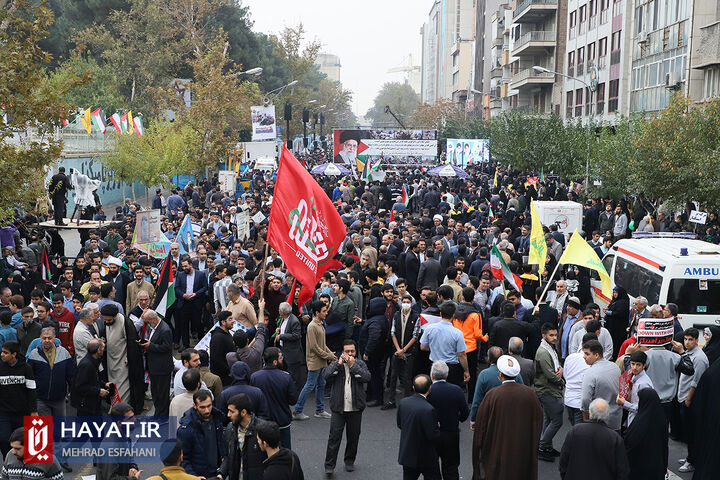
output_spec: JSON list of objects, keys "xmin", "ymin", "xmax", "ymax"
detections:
[{"xmin": 591, "ymin": 233, "xmax": 720, "ymax": 330}]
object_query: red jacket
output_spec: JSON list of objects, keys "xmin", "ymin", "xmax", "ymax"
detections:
[{"xmin": 51, "ymin": 308, "xmax": 76, "ymax": 356}]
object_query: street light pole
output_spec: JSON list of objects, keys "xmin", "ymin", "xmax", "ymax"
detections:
[{"xmin": 533, "ymin": 66, "xmax": 593, "ymax": 194}]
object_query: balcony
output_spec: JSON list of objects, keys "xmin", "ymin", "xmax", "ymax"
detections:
[
  {"xmin": 491, "ymin": 66, "xmax": 503, "ymax": 78},
  {"xmin": 501, "ymin": 50, "xmax": 510, "ymax": 66},
  {"xmin": 514, "ymin": 0, "xmax": 558, "ymax": 24},
  {"xmin": 493, "ymin": 37, "xmax": 504, "ymax": 47},
  {"xmin": 512, "ymin": 30, "xmax": 556, "ymax": 56},
  {"xmin": 510, "ymin": 67, "xmax": 555, "ymax": 89},
  {"xmin": 692, "ymin": 21, "xmax": 720, "ymax": 69}
]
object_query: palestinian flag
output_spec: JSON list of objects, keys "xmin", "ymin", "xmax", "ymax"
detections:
[
  {"xmin": 152, "ymin": 254, "xmax": 176, "ymax": 318},
  {"xmin": 132, "ymin": 113, "xmax": 144, "ymax": 136},
  {"xmin": 90, "ymin": 108, "xmax": 107, "ymax": 134},
  {"xmin": 41, "ymin": 247, "xmax": 52, "ymax": 284},
  {"xmin": 109, "ymin": 112, "xmax": 122, "ymax": 133},
  {"xmin": 120, "ymin": 113, "xmax": 129, "ymax": 134},
  {"xmin": 490, "ymin": 244, "xmax": 523, "ymax": 291},
  {"xmin": 419, "ymin": 312, "xmax": 441, "ymax": 327},
  {"xmin": 401, "ymin": 185, "xmax": 409, "ymax": 206}
]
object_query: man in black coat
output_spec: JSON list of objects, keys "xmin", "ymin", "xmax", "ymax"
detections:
[
  {"xmin": 417, "ymin": 250, "xmax": 443, "ymax": 291},
  {"xmin": 404, "ymin": 241, "xmax": 422, "ymax": 298},
  {"xmin": 323, "ymin": 339, "xmax": 371, "ymax": 476},
  {"xmin": 559, "ymin": 398, "xmax": 629, "ymax": 480},
  {"xmin": 426, "ymin": 361, "xmax": 469, "ymax": 480},
  {"xmin": 174, "ymin": 256, "xmax": 209, "ymax": 349},
  {"xmin": 48, "ymin": 166, "xmax": 73, "ymax": 225},
  {"xmin": 72, "ymin": 338, "xmax": 109, "ymax": 416},
  {"xmin": 397, "ymin": 374, "xmax": 441, "ymax": 480},
  {"xmin": 139, "ymin": 309, "xmax": 174, "ymax": 417},
  {"xmin": 359, "ymin": 297, "xmax": 389, "ymax": 407},
  {"xmin": 274, "ymin": 302, "xmax": 305, "ymax": 390},
  {"xmin": 209, "ymin": 311, "xmax": 236, "ymax": 385},
  {"xmin": 489, "ymin": 302, "xmax": 534, "ymax": 354}
]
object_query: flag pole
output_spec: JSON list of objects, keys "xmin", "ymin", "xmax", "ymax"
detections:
[
  {"xmin": 259, "ymin": 238, "xmax": 270, "ymax": 302},
  {"xmin": 537, "ymin": 261, "xmax": 562, "ymax": 305}
]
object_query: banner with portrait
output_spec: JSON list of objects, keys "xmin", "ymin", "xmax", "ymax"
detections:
[
  {"xmin": 333, "ymin": 129, "xmax": 438, "ymax": 172},
  {"xmin": 251, "ymin": 105, "xmax": 277, "ymax": 141},
  {"xmin": 446, "ymin": 139, "xmax": 490, "ymax": 167}
]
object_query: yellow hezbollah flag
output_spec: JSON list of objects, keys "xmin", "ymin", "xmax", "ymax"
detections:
[
  {"xmin": 528, "ymin": 200, "xmax": 547, "ymax": 274},
  {"xmin": 127, "ymin": 111, "xmax": 134, "ymax": 135},
  {"xmin": 79, "ymin": 107, "xmax": 92, "ymax": 134},
  {"xmin": 559, "ymin": 229, "xmax": 612, "ymax": 298}
]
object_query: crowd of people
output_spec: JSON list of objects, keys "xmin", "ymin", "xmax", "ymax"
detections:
[{"xmin": 1, "ymin": 161, "xmax": 719, "ymax": 480}]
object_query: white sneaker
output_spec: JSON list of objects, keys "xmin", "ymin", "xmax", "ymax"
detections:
[
  {"xmin": 677, "ymin": 458, "xmax": 686, "ymax": 465},
  {"xmin": 678, "ymin": 461, "xmax": 694, "ymax": 473},
  {"xmin": 314, "ymin": 411, "xmax": 332, "ymax": 419},
  {"xmin": 293, "ymin": 412, "xmax": 309, "ymax": 421}
]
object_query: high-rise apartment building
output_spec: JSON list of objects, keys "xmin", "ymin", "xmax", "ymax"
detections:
[
  {"xmin": 508, "ymin": 0, "xmax": 568, "ymax": 114},
  {"xmin": 315, "ymin": 53, "xmax": 341, "ymax": 83},
  {"xmin": 420, "ymin": 0, "xmax": 476, "ymax": 106}
]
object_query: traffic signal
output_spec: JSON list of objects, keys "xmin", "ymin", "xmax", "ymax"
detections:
[
  {"xmin": 313, "ymin": 113, "xmax": 319, "ymax": 124},
  {"xmin": 320, "ymin": 113, "xmax": 325, "ymax": 125},
  {"xmin": 284, "ymin": 102, "xmax": 292, "ymax": 121},
  {"xmin": 302, "ymin": 108, "xmax": 309, "ymax": 123}
]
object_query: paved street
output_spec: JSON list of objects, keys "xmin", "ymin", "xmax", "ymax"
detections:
[{"xmin": 56, "ymin": 229, "xmax": 691, "ymax": 480}]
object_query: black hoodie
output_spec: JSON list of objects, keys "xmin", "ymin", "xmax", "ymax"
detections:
[
  {"xmin": 209, "ymin": 326, "xmax": 235, "ymax": 384},
  {"xmin": 262, "ymin": 447, "xmax": 304, "ymax": 480},
  {"xmin": 0, "ymin": 354, "xmax": 37, "ymax": 414}
]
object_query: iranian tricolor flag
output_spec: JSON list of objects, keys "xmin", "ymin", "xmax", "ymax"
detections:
[
  {"xmin": 152, "ymin": 254, "xmax": 176, "ymax": 318},
  {"xmin": 90, "ymin": 108, "xmax": 107, "ymax": 134},
  {"xmin": 488, "ymin": 204, "xmax": 495, "ymax": 220},
  {"xmin": 40, "ymin": 247, "xmax": 52, "ymax": 284},
  {"xmin": 401, "ymin": 185, "xmax": 409, "ymax": 206},
  {"xmin": 490, "ymin": 244, "xmax": 523, "ymax": 291},
  {"xmin": 132, "ymin": 114, "xmax": 144, "ymax": 136},
  {"xmin": 109, "ymin": 112, "xmax": 122, "ymax": 133}
]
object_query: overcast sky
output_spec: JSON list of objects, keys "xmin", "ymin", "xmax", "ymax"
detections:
[{"xmin": 242, "ymin": 0, "xmax": 429, "ymax": 117}]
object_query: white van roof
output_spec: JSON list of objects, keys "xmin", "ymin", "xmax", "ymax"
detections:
[{"xmin": 611, "ymin": 238, "xmax": 720, "ymax": 270}]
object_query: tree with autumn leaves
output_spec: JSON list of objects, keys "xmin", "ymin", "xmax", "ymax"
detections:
[{"xmin": 0, "ymin": 0, "xmax": 84, "ymax": 223}]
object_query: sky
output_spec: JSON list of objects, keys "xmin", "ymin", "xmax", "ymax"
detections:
[{"xmin": 241, "ymin": 0, "xmax": 430, "ymax": 117}]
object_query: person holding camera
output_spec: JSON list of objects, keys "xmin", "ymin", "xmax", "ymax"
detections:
[{"xmin": 322, "ymin": 339, "xmax": 371, "ymax": 477}]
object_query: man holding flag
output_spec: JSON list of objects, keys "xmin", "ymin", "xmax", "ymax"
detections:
[{"xmin": 267, "ymin": 145, "xmax": 347, "ymax": 307}]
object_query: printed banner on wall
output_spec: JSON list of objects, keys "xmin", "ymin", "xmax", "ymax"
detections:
[{"xmin": 251, "ymin": 105, "xmax": 277, "ymax": 141}]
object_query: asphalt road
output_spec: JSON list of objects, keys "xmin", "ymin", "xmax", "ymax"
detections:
[{"xmin": 55, "ymin": 229, "xmax": 692, "ymax": 480}]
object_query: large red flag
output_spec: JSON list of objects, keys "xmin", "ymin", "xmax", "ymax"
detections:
[{"xmin": 268, "ymin": 146, "xmax": 347, "ymax": 306}]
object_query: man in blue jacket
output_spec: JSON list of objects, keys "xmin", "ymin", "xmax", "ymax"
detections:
[
  {"xmin": 217, "ymin": 361, "xmax": 269, "ymax": 420},
  {"xmin": 176, "ymin": 390, "xmax": 227, "ymax": 478},
  {"xmin": 251, "ymin": 347, "xmax": 299, "ymax": 449},
  {"xmin": 27, "ymin": 326, "xmax": 75, "ymax": 416}
]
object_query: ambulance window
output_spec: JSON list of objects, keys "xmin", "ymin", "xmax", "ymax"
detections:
[
  {"xmin": 614, "ymin": 258, "xmax": 661, "ymax": 305},
  {"xmin": 667, "ymin": 279, "xmax": 720, "ymax": 315},
  {"xmin": 602, "ymin": 254, "xmax": 615, "ymax": 276}
]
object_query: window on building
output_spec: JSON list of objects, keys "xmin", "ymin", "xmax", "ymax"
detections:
[
  {"xmin": 579, "ymin": 5, "xmax": 587, "ymax": 34},
  {"xmin": 567, "ymin": 91, "xmax": 574, "ymax": 117},
  {"xmin": 576, "ymin": 88, "xmax": 584, "ymax": 117},
  {"xmin": 598, "ymin": 37, "xmax": 608, "ymax": 69},
  {"xmin": 568, "ymin": 51, "xmax": 575, "ymax": 76},
  {"xmin": 609, "ymin": 79, "xmax": 619, "ymax": 112},
  {"xmin": 569, "ymin": 10, "xmax": 577, "ymax": 39},
  {"xmin": 597, "ymin": 82, "xmax": 606, "ymax": 114},
  {"xmin": 600, "ymin": 0, "xmax": 610, "ymax": 23},
  {"xmin": 704, "ymin": 66, "xmax": 720, "ymax": 99},
  {"xmin": 611, "ymin": 31, "xmax": 621, "ymax": 65},
  {"xmin": 577, "ymin": 47, "xmax": 585, "ymax": 75},
  {"xmin": 636, "ymin": 6, "xmax": 644, "ymax": 34},
  {"xmin": 589, "ymin": 0, "xmax": 598, "ymax": 28},
  {"xmin": 588, "ymin": 42, "xmax": 596, "ymax": 64}
]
